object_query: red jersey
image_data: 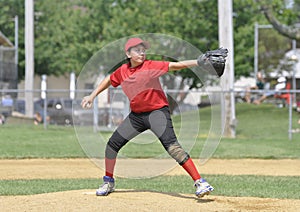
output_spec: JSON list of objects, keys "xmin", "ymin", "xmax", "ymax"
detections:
[{"xmin": 110, "ymin": 60, "xmax": 170, "ymax": 113}]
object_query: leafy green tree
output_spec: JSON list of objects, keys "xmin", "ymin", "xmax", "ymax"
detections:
[
  {"xmin": 232, "ymin": 0, "xmax": 262, "ymax": 76},
  {"xmin": 251, "ymin": 0, "xmax": 300, "ymax": 76},
  {"xmin": 98, "ymin": 0, "xmax": 222, "ymax": 112},
  {"xmin": 0, "ymin": 0, "xmax": 249, "ymax": 79},
  {"xmin": 34, "ymin": 0, "xmax": 110, "ymax": 76},
  {"xmin": 3, "ymin": 0, "xmax": 292, "ymax": 82},
  {"xmin": 256, "ymin": 0, "xmax": 300, "ymax": 41},
  {"xmin": 4, "ymin": 0, "xmax": 289, "ymax": 112}
]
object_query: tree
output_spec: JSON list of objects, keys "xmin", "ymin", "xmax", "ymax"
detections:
[
  {"xmin": 256, "ymin": 0, "xmax": 300, "ymax": 41},
  {"xmin": 0, "ymin": 0, "xmax": 267, "ymax": 114},
  {"xmin": 232, "ymin": 0, "xmax": 265, "ymax": 76},
  {"xmin": 1, "ymin": 0, "xmax": 263, "ymax": 79},
  {"xmin": 257, "ymin": 27, "xmax": 292, "ymax": 75},
  {"xmin": 100, "ymin": 0, "xmax": 220, "ymax": 112},
  {"xmin": 33, "ymin": 0, "xmax": 112, "ymax": 76},
  {"xmin": 3, "ymin": 0, "xmax": 290, "ymax": 99}
]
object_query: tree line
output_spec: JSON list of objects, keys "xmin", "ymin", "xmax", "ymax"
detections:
[{"xmin": 0, "ymin": 0, "xmax": 299, "ymax": 83}]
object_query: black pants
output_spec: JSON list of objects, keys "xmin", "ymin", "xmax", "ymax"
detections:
[{"xmin": 105, "ymin": 106, "xmax": 189, "ymax": 165}]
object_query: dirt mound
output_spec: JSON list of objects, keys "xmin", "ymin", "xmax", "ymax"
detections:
[
  {"xmin": 2, "ymin": 158, "xmax": 300, "ymax": 179},
  {"xmin": 2, "ymin": 189, "xmax": 300, "ymax": 212},
  {"xmin": 1, "ymin": 158, "xmax": 300, "ymax": 211}
]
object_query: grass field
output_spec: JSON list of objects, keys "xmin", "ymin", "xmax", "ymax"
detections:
[
  {"xmin": 1, "ymin": 175, "xmax": 300, "ymax": 199},
  {"xmin": 1, "ymin": 103, "xmax": 300, "ymax": 198},
  {"xmin": 1, "ymin": 103, "xmax": 299, "ymax": 159}
]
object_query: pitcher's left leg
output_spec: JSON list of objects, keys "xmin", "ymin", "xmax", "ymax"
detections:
[{"xmin": 149, "ymin": 107, "xmax": 214, "ymax": 197}]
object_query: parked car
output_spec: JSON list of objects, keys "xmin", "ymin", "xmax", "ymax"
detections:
[
  {"xmin": 10, "ymin": 98, "xmax": 124, "ymax": 126},
  {"xmin": 36, "ymin": 98, "xmax": 124, "ymax": 126},
  {"xmin": 13, "ymin": 99, "xmax": 44, "ymax": 115}
]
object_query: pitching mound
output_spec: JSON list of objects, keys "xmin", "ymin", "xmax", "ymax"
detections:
[
  {"xmin": 2, "ymin": 189, "xmax": 300, "ymax": 211},
  {"xmin": 1, "ymin": 158, "xmax": 300, "ymax": 211}
]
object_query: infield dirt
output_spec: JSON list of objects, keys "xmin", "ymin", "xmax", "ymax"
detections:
[{"xmin": 1, "ymin": 158, "xmax": 300, "ymax": 211}]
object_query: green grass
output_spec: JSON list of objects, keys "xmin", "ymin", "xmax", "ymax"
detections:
[
  {"xmin": 234, "ymin": 103, "xmax": 298, "ymax": 140},
  {"xmin": 0, "ymin": 125, "xmax": 86, "ymax": 158},
  {"xmin": 1, "ymin": 103, "xmax": 300, "ymax": 199},
  {"xmin": 1, "ymin": 175, "xmax": 299, "ymax": 199},
  {"xmin": 1, "ymin": 103, "xmax": 299, "ymax": 159}
]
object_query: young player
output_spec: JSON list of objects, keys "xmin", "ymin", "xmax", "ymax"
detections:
[{"xmin": 81, "ymin": 37, "xmax": 215, "ymax": 198}]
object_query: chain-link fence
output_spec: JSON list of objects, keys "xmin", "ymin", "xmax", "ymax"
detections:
[
  {"xmin": 0, "ymin": 88, "xmax": 128, "ymax": 129},
  {"xmin": 0, "ymin": 88, "xmax": 299, "ymax": 139},
  {"xmin": 0, "ymin": 46, "xmax": 18, "ymax": 98}
]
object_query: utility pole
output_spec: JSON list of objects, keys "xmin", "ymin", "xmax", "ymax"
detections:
[
  {"xmin": 14, "ymin": 16, "xmax": 18, "ymax": 66},
  {"xmin": 218, "ymin": 0, "xmax": 236, "ymax": 138},
  {"xmin": 25, "ymin": 0, "xmax": 34, "ymax": 117}
]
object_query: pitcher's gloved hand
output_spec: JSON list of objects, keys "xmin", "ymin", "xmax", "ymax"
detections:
[{"xmin": 197, "ymin": 47, "xmax": 228, "ymax": 77}]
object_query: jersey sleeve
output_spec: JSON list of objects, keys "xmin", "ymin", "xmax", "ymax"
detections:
[{"xmin": 110, "ymin": 66, "xmax": 122, "ymax": 87}]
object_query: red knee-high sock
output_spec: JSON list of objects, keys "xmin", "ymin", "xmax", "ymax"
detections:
[
  {"xmin": 181, "ymin": 158, "xmax": 201, "ymax": 181},
  {"xmin": 105, "ymin": 158, "xmax": 116, "ymax": 178}
]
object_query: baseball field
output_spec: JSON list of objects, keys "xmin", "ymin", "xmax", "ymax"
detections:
[{"xmin": 1, "ymin": 104, "xmax": 300, "ymax": 211}]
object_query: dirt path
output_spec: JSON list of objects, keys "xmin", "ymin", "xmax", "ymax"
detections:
[
  {"xmin": 1, "ymin": 158, "xmax": 300, "ymax": 179},
  {"xmin": 1, "ymin": 158, "xmax": 300, "ymax": 211}
]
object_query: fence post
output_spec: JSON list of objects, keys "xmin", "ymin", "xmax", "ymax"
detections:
[
  {"xmin": 93, "ymin": 96, "xmax": 98, "ymax": 133},
  {"xmin": 288, "ymin": 90, "xmax": 292, "ymax": 140},
  {"xmin": 41, "ymin": 75, "xmax": 47, "ymax": 129}
]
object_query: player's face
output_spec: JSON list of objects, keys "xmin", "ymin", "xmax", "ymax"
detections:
[{"xmin": 126, "ymin": 44, "xmax": 146, "ymax": 67}]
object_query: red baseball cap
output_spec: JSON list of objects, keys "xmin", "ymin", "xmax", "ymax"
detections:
[{"xmin": 124, "ymin": 38, "xmax": 150, "ymax": 52}]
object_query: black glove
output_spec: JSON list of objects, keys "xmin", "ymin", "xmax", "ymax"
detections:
[{"xmin": 197, "ymin": 47, "xmax": 228, "ymax": 77}]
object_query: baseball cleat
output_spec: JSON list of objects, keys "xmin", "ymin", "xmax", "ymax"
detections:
[
  {"xmin": 96, "ymin": 176, "xmax": 115, "ymax": 196},
  {"xmin": 194, "ymin": 178, "xmax": 214, "ymax": 198}
]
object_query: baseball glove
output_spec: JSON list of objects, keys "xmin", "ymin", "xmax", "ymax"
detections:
[{"xmin": 197, "ymin": 47, "xmax": 228, "ymax": 77}]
